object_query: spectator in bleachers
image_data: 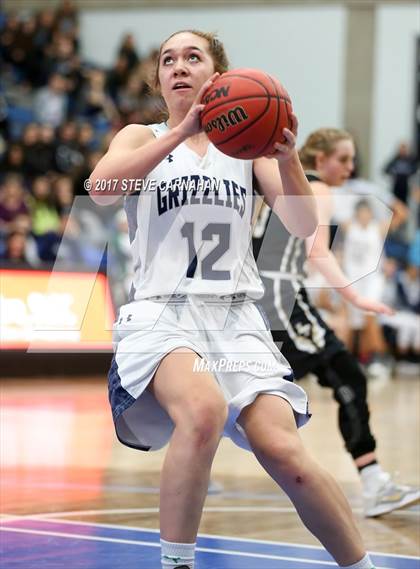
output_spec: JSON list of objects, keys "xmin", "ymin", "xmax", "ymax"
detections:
[
  {"xmin": 77, "ymin": 121, "xmax": 96, "ymax": 154},
  {"xmin": 408, "ymin": 202, "xmax": 420, "ymax": 267},
  {"xmin": 54, "ymin": 120, "xmax": 83, "ymax": 175},
  {"xmin": 384, "ymin": 142, "xmax": 418, "ymax": 205},
  {"xmin": 29, "ymin": 175, "xmax": 61, "ymax": 261},
  {"xmin": 21, "ymin": 123, "xmax": 42, "ymax": 177},
  {"xmin": 76, "ymin": 68, "xmax": 117, "ymax": 127},
  {"xmin": 118, "ymin": 33, "xmax": 140, "ymax": 71},
  {"xmin": 66, "ymin": 195, "xmax": 111, "ymax": 270},
  {"xmin": 0, "ymin": 12, "xmax": 21, "ymax": 71},
  {"xmin": 8, "ymin": 13, "xmax": 37, "ymax": 84},
  {"xmin": 37, "ymin": 124, "xmax": 57, "ymax": 174},
  {"xmin": 381, "ymin": 258, "xmax": 420, "ymax": 373},
  {"xmin": 53, "ymin": 174, "xmax": 84, "ymax": 265},
  {"xmin": 107, "ymin": 55, "xmax": 130, "ymax": 101},
  {"xmin": 1, "ymin": 212, "xmax": 40, "ymax": 266},
  {"xmin": 138, "ymin": 47, "xmax": 160, "ymax": 85},
  {"xmin": 33, "ymin": 9, "xmax": 56, "ymax": 54},
  {"xmin": 2, "ymin": 231, "xmax": 34, "ymax": 267},
  {"xmin": 0, "ymin": 174, "xmax": 29, "ymax": 234},
  {"xmin": 49, "ymin": 34, "xmax": 76, "ymax": 75},
  {"xmin": 397, "ymin": 264, "xmax": 420, "ymax": 316},
  {"xmin": 65, "ymin": 54, "xmax": 85, "ymax": 117},
  {"xmin": 48, "ymin": 173, "xmax": 102, "ymax": 268},
  {"xmin": 110, "ymin": 207, "xmax": 134, "ymax": 305},
  {"xmin": 342, "ymin": 199, "xmax": 390, "ymax": 376},
  {"xmin": 116, "ymin": 72, "xmax": 148, "ymax": 125},
  {"xmin": 55, "ymin": 0, "xmax": 78, "ymax": 36},
  {"xmin": 0, "ymin": 143, "xmax": 25, "ymax": 177},
  {"xmin": 74, "ymin": 149, "xmax": 104, "ymax": 196},
  {"xmin": 0, "ymin": 93, "xmax": 8, "ymax": 144},
  {"xmin": 33, "ymin": 72, "xmax": 69, "ymax": 128},
  {"xmin": 0, "ymin": 4, "xmax": 160, "ymax": 276},
  {"xmin": 54, "ymin": 174, "xmax": 74, "ymax": 218}
]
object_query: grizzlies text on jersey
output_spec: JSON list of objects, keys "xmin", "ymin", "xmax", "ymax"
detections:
[{"xmin": 125, "ymin": 122, "xmax": 264, "ymax": 301}]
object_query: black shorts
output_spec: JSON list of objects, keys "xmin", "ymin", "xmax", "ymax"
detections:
[{"xmin": 260, "ymin": 278, "xmax": 345, "ymax": 379}]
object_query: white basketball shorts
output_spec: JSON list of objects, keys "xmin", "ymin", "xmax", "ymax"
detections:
[{"xmin": 109, "ymin": 295, "xmax": 310, "ymax": 451}]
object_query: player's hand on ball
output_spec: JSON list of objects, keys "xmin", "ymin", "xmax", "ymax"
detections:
[
  {"xmin": 177, "ymin": 72, "xmax": 220, "ymax": 139},
  {"xmin": 265, "ymin": 113, "xmax": 298, "ymax": 163}
]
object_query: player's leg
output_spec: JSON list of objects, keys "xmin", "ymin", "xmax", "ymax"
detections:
[
  {"xmin": 315, "ymin": 350, "xmax": 376, "ymax": 461},
  {"xmin": 238, "ymin": 393, "xmax": 371, "ymax": 567},
  {"xmin": 360, "ymin": 314, "xmax": 388, "ymax": 355},
  {"xmin": 150, "ymin": 348, "xmax": 228, "ymax": 567},
  {"xmin": 360, "ymin": 315, "xmax": 390, "ymax": 378},
  {"xmin": 316, "ymin": 350, "xmax": 420, "ymax": 516}
]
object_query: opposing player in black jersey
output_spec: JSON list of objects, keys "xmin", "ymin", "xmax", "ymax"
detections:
[{"xmin": 253, "ymin": 127, "xmax": 420, "ymax": 517}]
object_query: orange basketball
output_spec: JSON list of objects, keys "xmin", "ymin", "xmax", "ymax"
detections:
[{"xmin": 201, "ymin": 68, "xmax": 293, "ymax": 160}]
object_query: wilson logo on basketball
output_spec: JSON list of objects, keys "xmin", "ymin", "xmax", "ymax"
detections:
[
  {"xmin": 204, "ymin": 106, "xmax": 249, "ymax": 133},
  {"xmin": 202, "ymin": 85, "xmax": 230, "ymax": 104}
]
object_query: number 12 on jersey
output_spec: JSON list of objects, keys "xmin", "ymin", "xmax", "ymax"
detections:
[{"xmin": 181, "ymin": 222, "xmax": 231, "ymax": 281}]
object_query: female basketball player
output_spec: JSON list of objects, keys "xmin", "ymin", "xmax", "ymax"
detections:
[
  {"xmin": 253, "ymin": 127, "xmax": 419, "ymax": 519},
  {"xmin": 90, "ymin": 32, "xmax": 376, "ymax": 569}
]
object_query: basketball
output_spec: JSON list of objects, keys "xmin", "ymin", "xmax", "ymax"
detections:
[{"xmin": 201, "ymin": 68, "xmax": 293, "ymax": 160}]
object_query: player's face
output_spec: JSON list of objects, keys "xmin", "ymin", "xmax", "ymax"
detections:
[
  {"xmin": 356, "ymin": 205, "xmax": 373, "ymax": 226},
  {"xmin": 158, "ymin": 32, "xmax": 215, "ymax": 108},
  {"xmin": 318, "ymin": 139, "xmax": 355, "ymax": 187}
]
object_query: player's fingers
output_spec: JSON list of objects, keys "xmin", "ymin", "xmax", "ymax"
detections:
[
  {"xmin": 194, "ymin": 104, "xmax": 205, "ymax": 114},
  {"xmin": 372, "ymin": 302, "xmax": 394, "ymax": 316},
  {"xmin": 373, "ymin": 301, "xmax": 392, "ymax": 314},
  {"xmin": 289, "ymin": 113, "xmax": 298, "ymax": 135},
  {"xmin": 381, "ymin": 304, "xmax": 395, "ymax": 316},
  {"xmin": 282, "ymin": 128, "xmax": 296, "ymax": 146},
  {"xmin": 273, "ymin": 142, "xmax": 290, "ymax": 153},
  {"xmin": 198, "ymin": 72, "xmax": 220, "ymax": 103}
]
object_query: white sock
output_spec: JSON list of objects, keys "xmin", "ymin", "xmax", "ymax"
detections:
[
  {"xmin": 161, "ymin": 539, "xmax": 195, "ymax": 568},
  {"xmin": 360, "ymin": 464, "xmax": 387, "ymax": 492},
  {"xmin": 340, "ymin": 553, "xmax": 376, "ymax": 568}
]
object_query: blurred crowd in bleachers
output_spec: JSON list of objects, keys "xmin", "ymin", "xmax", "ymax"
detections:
[
  {"xmin": 0, "ymin": 1, "xmax": 161, "ymax": 304},
  {"xmin": 0, "ymin": 2, "xmax": 418, "ymax": 370}
]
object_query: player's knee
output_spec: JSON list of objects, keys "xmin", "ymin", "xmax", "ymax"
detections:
[
  {"xmin": 176, "ymin": 397, "xmax": 228, "ymax": 448},
  {"xmin": 189, "ymin": 403, "xmax": 227, "ymax": 448},
  {"xmin": 330, "ymin": 352, "xmax": 368, "ymax": 397},
  {"xmin": 255, "ymin": 434, "xmax": 305, "ymax": 478}
]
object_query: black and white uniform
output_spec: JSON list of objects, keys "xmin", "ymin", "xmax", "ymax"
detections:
[
  {"xmin": 252, "ymin": 173, "xmax": 376, "ymax": 460},
  {"xmin": 109, "ymin": 123, "xmax": 310, "ymax": 452}
]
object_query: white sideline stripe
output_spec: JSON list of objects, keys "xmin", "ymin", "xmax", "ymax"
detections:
[
  {"xmin": 0, "ymin": 526, "xmax": 341, "ymax": 566},
  {"xmin": 0, "ymin": 526, "xmax": 159, "ymax": 547},
  {"xmin": 2, "ymin": 512, "xmax": 419, "ymax": 561},
  {"xmin": 9, "ymin": 505, "xmax": 420, "ymax": 517},
  {"xmin": 0, "ymin": 514, "xmax": 22, "ymax": 521},
  {"xmin": 0, "ymin": 507, "xmax": 297, "ymax": 517}
]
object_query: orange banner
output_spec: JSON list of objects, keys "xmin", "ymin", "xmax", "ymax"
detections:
[{"xmin": 0, "ymin": 269, "xmax": 115, "ymax": 351}]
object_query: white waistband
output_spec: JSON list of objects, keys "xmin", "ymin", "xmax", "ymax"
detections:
[
  {"xmin": 260, "ymin": 270, "xmax": 305, "ymax": 282},
  {"xmin": 144, "ymin": 292, "xmax": 251, "ymax": 304}
]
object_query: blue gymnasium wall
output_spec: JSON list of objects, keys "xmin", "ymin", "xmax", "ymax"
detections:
[{"xmin": 79, "ymin": 3, "xmax": 419, "ymax": 183}]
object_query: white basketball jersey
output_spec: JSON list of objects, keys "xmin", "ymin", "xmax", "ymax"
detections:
[
  {"xmin": 343, "ymin": 220, "xmax": 383, "ymax": 282},
  {"xmin": 125, "ymin": 122, "xmax": 264, "ymax": 301}
]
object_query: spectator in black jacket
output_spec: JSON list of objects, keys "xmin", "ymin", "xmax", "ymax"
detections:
[{"xmin": 384, "ymin": 142, "xmax": 418, "ymax": 204}]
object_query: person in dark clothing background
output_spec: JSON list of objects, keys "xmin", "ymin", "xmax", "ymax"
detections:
[{"xmin": 384, "ymin": 142, "xmax": 418, "ymax": 205}]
